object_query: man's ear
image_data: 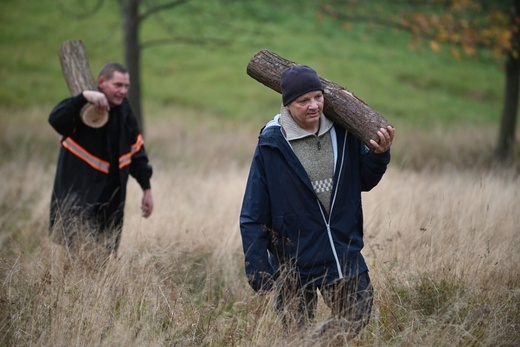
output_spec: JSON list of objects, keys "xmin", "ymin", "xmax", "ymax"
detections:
[{"xmin": 97, "ymin": 76, "xmax": 105, "ymax": 88}]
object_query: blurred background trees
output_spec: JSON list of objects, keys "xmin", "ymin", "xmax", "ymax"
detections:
[{"xmin": 318, "ymin": 0, "xmax": 519, "ymax": 160}]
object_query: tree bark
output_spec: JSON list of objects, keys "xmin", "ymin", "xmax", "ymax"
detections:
[
  {"xmin": 59, "ymin": 40, "xmax": 96, "ymax": 95},
  {"xmin": 496, "ymin": 0, "xmax": 520, "ymax": 161},
  {"xmin": 497, "ymin": 52, "xmax": 520, "ymax": 160},
  {"xmin": 247, "ymin": 49, "xmax": 392, "ymax": 149},
  {"xmin": 121, "ymin": 0, "xmax": 144, "ymax": 132},
  {"xmin": 59, "ymin": 40, "xmax": 109, "ymax": 128}
]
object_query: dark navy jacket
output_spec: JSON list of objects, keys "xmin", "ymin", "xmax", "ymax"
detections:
[{"xmin": 240, "ymin": 117, "xmax": 390, "ymax": 292}]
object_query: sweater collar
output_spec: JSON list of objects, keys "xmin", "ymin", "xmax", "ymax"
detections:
[{"xmin": 279, "ymin": 105, "xmax": 333, "ymax": 141}]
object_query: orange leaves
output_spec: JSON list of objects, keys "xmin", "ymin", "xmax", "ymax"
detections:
[
  {"xmin": 320, "ymin": 0, "xmax": 517, "ymax": 61},
  {"xmin": 498, "ymin": 30, "xmax": 513, "ymax": 49},
  {"xmin": 462, "ymin": 43, "xmax": 476, "ymax": 57},
  {"xmin": 449, "ymin": 0, "xmax": 481, "ymax": 12},
  {"xmin": 429, "ymin": 40, "xmax": 441, "ymax": 52},
  {"xmin": 450, "ymin": 47, "xmax": 461, "ymax": 60},
  {"xmin": 428, "ymin": 1, "xmax": 513, "ymax": 59},
  {"xmin": 343, "ymin": 22, "xmax": 353, "ymax": 31}
]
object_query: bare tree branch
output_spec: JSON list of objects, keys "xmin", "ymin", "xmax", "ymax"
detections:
[
  {"xmin": 57, "ymin": 0, "xmax": 105, "ymax": 19},
  {"xmin": 320, "ymin": 4, "xmax": 499, "ymax": 49},
  {"xmin": 140, "ymin": 0, "xmax": 190, "ymax": 21},
  {"xmin": 140, "ymin": 36, "xmax": 231, "ymax": 49}
]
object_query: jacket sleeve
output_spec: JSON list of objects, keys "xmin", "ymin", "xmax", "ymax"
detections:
[
  {"xmin": 126, "ymin": 106, "xmax": 153, "ymax": 191},
  {"xmin": 359, "ymin": 143, "xmax": 391, "ymax": 192},
  {"xmin": 239, "ymin": 146, "xmax": 275, "ymax": 292},
  {"xmin": 48, "ymin": 93, "xmax": 87, "ymax": 136},
  {"xmin": 130, "ymin": 145, "xmax": 153, "ymax": 190}
]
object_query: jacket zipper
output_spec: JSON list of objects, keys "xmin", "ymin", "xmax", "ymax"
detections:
[
  {"xmin": 318, "ymin": 130, "xmax": 348, "ymax": 280},
  {"xmin": 318, "ymin": 204, "xmax": 343, "ymax": 279}
]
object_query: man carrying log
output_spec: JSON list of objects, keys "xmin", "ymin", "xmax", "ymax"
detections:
[
  {"xmin": 239, "ymin": 65, "xmax": 394, "ymax": 337},
  {"xmin": 49, "ymin": 62, "xmax": 153, "ymax": 257}
]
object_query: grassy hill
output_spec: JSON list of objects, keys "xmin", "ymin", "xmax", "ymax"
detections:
[{"xmin": 0, "ymin": 0, "xmax": 505, "ymax": 128}]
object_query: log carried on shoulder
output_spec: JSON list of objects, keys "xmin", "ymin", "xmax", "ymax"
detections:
[
  {"xmin": 59, "ymin": 40, "xmax": 108, "ymax": 128},
  {"xmin": 246, "ymin": 49, "xmax": 392, "ymax": 150}
]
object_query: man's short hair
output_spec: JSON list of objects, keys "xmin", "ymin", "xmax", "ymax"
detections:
[{"xmin": 98, "ymin": 62, "xmax": 128, "ymax": 79}]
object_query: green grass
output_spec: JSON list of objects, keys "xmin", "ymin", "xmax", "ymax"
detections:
[{"xmin": 0, "ymin": 0, "xmax": 506, "ymax": 130}]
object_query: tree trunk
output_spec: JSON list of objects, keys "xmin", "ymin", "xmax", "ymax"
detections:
[
  {"xmin": 121, "ymin": 0, "xmax": 144, "ymax": 133},
  {"xmin": 497, "ymin": 53, "xmax": 520, "ymax": 160},
  {"xmin": 497, "ymin": 0, "xmax": 520, "ymax": 161},
  {"xmin": 247, "ymin": 49, "xmax": 392, "ymax": 150},
  {"xmin": 59, "ymin": 40, "xmax": 96, "ymax": 95}
]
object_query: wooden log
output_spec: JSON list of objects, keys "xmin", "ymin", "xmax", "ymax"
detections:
[
  {"xmin": 246, "ymin": 49, "xmax": 392, "ymax": 150},
  {"xmin": 59, "ymin": 40, "xmax": 108, "ymax": 128},
  {"xmin": 59, "ymin": 40, "xmax": 96, "ymax": 95}
]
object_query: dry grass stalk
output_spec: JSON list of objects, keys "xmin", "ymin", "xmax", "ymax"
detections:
[{"xmin": 0, "ymin": 112, "xmax": 518, "ymax": 346}]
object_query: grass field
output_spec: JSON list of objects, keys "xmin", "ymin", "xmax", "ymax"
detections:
[
  {"xmin": 1, "ymin": 0, "xmax": 519, "ymax": 346},
  {"xmin": 1, "ymin": 108, "xmax": 518, "ymax": 346}
]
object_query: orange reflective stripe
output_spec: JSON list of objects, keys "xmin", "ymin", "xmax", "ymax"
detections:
[
  {"xmin": 62, "ymin": 137, "xmax": 110, "ymax": 174},
  {"xmin": 119, "ymin": 134, "xmax": 144, "ymax": 169}
]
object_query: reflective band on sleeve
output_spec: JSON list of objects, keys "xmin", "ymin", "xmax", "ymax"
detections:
[
  {"xmin": 62, "ymin": 137, "xmax": 110, "ymax": 174},
  {"xmin": 119, "ymin": 134, "xmax": 144, "ymax": 169}
]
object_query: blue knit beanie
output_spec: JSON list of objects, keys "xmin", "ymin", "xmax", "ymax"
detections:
[{"xmin": 281, "ymin": 65, "xmax": 324, "ymax": 106}]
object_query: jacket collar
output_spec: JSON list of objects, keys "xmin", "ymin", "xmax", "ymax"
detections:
[
  {"xmin": 259, "ymin": 112, "xmax": 346, "ymax": 198},
  {"xmin": 279, "ymin": 105, "xmax": 333, "ymax": 141}
]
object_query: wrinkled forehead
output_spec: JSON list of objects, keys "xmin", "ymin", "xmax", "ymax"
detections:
[{"xmin": 102, "ymin": 71, "xmax": 130, "ymax": 86}]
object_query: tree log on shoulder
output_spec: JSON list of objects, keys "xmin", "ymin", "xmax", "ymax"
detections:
[
  {"xmin": 246, "ymin": 49, "xmax": 392, "ymax": 150},
  {"xmin": 59, "ymin": 40, "xmax": 96, "ymax": 96},
  {"xmin": 59, "ymin": 40, "xmax": 108, "ymax": 128}
]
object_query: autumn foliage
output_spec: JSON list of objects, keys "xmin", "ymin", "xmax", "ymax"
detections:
[{"xmin": 320, "ymin": 0, "xmax": 516, "ymax": 60}]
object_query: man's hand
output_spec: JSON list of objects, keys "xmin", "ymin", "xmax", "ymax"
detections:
[
  {"xmin": 141, "ymin": 189, "xmax": 153, "ymax": 218},
  {"xmin": 370, "ymin": 126, "xmax": 395, "ymax": 154},
  {"xmin": 83, "ymin": 90, "xmax": 110, "ymax": 113}
]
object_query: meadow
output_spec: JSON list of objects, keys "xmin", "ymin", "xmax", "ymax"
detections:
[{"xmin": 1, "ymin": 0, "xmax": 519, "ymax": 346}]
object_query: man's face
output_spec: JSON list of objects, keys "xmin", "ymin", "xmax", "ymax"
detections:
[
  {"xmin": 98, "ymin": 71, "xmax": 130, "ymax": 107},
  {"xmin": 286, "ymin": 90, "xmax": 324, "ymax": 132}
]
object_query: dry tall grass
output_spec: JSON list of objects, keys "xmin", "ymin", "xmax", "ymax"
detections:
[{"xmin": 0, "ymin": 112, "xmax": 518, "ymax": 346}]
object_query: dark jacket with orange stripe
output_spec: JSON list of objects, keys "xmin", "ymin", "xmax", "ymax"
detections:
[{"xmin": 49, "ymin": 93, "xmax": 152, "ymax": 232}]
